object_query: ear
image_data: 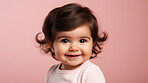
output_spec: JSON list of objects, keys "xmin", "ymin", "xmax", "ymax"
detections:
[
  {"xmin": 48, "ymin": 41, "xmax": 55, "ymax": 53},
  {"xmin": 50, "ymin": 47, "xmax": 55, "ymax": 53},
  {"xmin": 93, "ymin": 41, "xmax": 96, "ymax": 47}
]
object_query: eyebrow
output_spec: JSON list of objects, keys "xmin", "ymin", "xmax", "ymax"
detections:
[
  {"xmin": 56, "ymin": 36, "xmax": 91, "ymax": 40},
  {"xmin": 56, "ymin": 36, "xmax": 69, "ymax": 39},
  {"xmin": 80, "ymin": 36, "xmax": 91, "ymax": 40}
]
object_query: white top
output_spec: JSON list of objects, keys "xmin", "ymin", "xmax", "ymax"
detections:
[{"xmin": 45, "ymin": 60, "xmax": 105, "ymax": 83}]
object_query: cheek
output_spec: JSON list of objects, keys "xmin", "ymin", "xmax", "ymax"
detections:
[
  {"xmin": 53, "ymin": 44, "xmax": 68, "ymax": 55},
  {"xmin": 82, "ymin": 45, "xmax": 93, "ymax": 54}
]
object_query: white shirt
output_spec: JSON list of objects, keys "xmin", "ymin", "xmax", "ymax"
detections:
[{"xmin": 45, "ymin": 60, "xmax": 105, "ymax": 83}]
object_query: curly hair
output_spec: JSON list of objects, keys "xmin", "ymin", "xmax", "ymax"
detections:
[{"xmin": 35, "ymin": 3, "xmax": 107, "ymax": 60}]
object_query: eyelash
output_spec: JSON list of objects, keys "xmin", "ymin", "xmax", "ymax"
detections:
[
  {"xmin": 79, "ymin": 39, "xmax": 87, "ymax": 43},
  {"xmin": 60, "ymin": 39, "xmax": 88, "ymax": 43},
  {"xmin": 60, "ymin": 39, "xmax": 70, "ymax": 43}
]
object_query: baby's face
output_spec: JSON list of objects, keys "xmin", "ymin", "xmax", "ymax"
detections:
[{"xmin": 52, "ymin": 24, "xmax": 93, "ymax": 70}]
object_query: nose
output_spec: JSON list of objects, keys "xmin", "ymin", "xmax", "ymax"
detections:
[{"xmin": 69, "ymin": 43, "xmax": 79, "ymax": 52}]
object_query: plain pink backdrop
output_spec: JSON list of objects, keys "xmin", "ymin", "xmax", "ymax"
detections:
[{"xmin": 0, "ymin": 0, "xmax": 147, "ymax": 83}]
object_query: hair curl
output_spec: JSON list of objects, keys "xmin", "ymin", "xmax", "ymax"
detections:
[{"xmin": 35, "ymin": 3, "xmax": 107, "ymax": 60}]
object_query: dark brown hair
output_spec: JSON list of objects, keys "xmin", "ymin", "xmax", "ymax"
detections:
[{"xmin": 36, "ymin": 3, "xmax": 107, "ymax": 60}]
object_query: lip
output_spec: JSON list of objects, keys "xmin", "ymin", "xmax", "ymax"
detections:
[
  {"xmin": 66, "ymin": 55, "xmax": 80, "ymax": 57},
  {"xmin": 65, "ymin": 54, "xmax": 82, "ymax": 57}
]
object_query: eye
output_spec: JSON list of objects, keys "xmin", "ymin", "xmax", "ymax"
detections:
[
  {"xmin": 80, "ymin": 39, "xmax": 87, "ymax": 43},
  {"xmin": 60, "ymin": 39, "xmax": 70, "ymax": 43}
]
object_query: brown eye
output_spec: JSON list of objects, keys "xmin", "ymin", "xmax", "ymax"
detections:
[
  {"xmin": 60, "ymin": 39, "xmax": 70, "ymax": 43},
  {"xmin": 80, "ymin": 39, "xmax": 87, "ymax": 43}
]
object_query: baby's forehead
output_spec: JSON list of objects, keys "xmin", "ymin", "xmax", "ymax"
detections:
[
  {"xmin": 54, "ymin": 25, "xmax": 92, "ymax": 38},
  {"xmin": 55, "ymin": 23, "xmax": 91, "ymax": 31},
  {"xmin": 58, "ymin": 24, "xmax": 90, "ymax": 31}
]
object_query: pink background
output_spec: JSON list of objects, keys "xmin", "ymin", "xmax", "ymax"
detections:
[{"xmin": 0, "ymin": 0, "xmax": 147, "ymax": 83}]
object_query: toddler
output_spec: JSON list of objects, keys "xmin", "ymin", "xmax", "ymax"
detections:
[{"xmin": 36, "ymin": 3, "xmax": 107, "ymax": 83}]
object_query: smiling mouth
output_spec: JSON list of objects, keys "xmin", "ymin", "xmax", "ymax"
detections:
[{"xmin": 65, "ymin": 55, "xmax": 81, "ymax": 57}]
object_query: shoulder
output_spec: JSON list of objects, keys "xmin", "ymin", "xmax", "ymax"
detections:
[
  {"xmin": 82, "ymin": 63, "xmax": 106, "ymax": 83},
  {"xmin": 47, "ymin": 64, "xmax": 58, "ymax": 74},
  {"xmin": 45, "ymin": 64, "xmax": 59, "ymax": 83}
]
